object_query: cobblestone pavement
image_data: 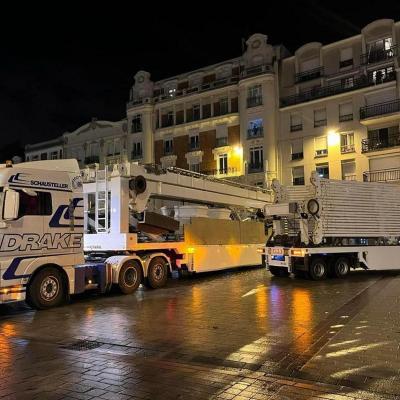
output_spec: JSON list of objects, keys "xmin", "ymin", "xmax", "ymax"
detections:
[{"xmin": 1, "ymin": 268, "xmax": 400, "ymax": 399}]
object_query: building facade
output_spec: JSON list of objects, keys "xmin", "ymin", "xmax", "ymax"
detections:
[{"xmin": 26, "ymin": 18, "xmax": 400, "ymax": 186}]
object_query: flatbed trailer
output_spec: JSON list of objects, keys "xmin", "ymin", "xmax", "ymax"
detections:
[{"xmin": 263, "ymin": 172, "xmax": 400, "ymax": 280}]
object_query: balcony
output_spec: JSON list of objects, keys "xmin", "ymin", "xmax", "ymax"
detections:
[
  {"xmin": 339, "ymin": 113, "xmax": 353, "ymax": 122},
  {"xmin": 84, "ymin": 156, "xmax": 99, "ymax": 165},
  {"xmin": 201, "ymin": 167, "xmax": 238, "ymax": 176},
  {"xmin": 291, "ymin": 152, "xmax": 303, "ymax": 161},
  {"xmin": 164, "ymin": 148, "xmax": 174, "ymax": 156},
  {"xmin": 360, "ymin": 99, "xmax": 400, "ymax": 120},
  {"xmin": 215, "ymin": 137, "xmax": 228, "ymax": 147},
  {"xmin": 360, "ymin": 46, "xmax": 397, "ymax": 65},
  {"xmin": 343, "ymin": 174, "xmax": 356, "ymax": 181},
  {"xmin": 290, "ymin": 124, "xmax": 303, "ymax": 132},
  {"xmin": 248, "ymin": 163, "xmax": 264, "ymax": 173},
  {"xmin": 240, "ymin": 64, "xmax": 273, "ymax": 79},
  {"xmin": 247, "ymin": 126, "xmax": 264, "ymax": 139},
  {"xmin": 295, "ymin": 66, "xmax": 324, "ymax": 83},
  {"xmin": 188, "ymin": 142, "xmax": 200, "ymax": 151},
  {"xmin": 361, "ymin": 131, "xmax": 400, "ymax": 153},
  {"xmin": 363, "ymin": 168, "xmax": 400, "ymax": 182},
  {"xmin": 339, "ymin": 59, "xmax": 353, "ymax": 69},
  {"xmin": 131, "ymin": 151, "xmax": 142, "ymax": 160},
  {"xmin": 281, "ymin": 71, "xmax": 396, "ymax": 107},
  {"xmin": 341, "ymin": 144, "xmax": 355, "ymax": 154},
  {"xmin": 247, "ymin": 96, "xmax": 263, "ymax": 108}
]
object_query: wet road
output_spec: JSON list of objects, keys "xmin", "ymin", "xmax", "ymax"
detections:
[{"xmin": 1, "ymin": 268, "xmax": 400, "ymax": 399}]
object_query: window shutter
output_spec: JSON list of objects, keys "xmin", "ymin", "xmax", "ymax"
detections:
[
  {"xmin": 291, "ymin": 140, "xmax": 303, "ymax": 154},
  {"xmin": 340, "ymin": 47, "xmax": 353, "ymax": 61},
  {"xmin": 290, "ymin": 114, "xmax": 302, "ymax": 126},
  {"xmin": 339, "ymin": 102, "xmax": 353, "ymax": 116},
  {"xmin": 300, "ymin": 58, "xmax": 319, "ymax": 72},
  {"xmin": 314, "ymin": 108, "xmax": 326, "ymax": 121},
  {"xmin": 292, "ymin": 166, "xmax": 304, "ymax": 178},
  {"xmin": 315, "ymin": 136, "xmax": 327, "ymax": 151}
]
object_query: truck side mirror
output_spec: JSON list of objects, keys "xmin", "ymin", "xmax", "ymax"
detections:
[{"xmin": 3, "ymin": 189, "xmax": 20, "ymax": 220}]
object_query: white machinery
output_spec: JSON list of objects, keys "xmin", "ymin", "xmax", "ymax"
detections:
[
  {"xmin": 0, "ymin": 159, "xmax": 271, "ymax": 309},
  {"xmin": 263, "ymin": 171, "xmax": 400, "ymax": 280}
]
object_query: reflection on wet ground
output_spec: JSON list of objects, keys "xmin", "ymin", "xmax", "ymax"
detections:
[{"xmin": 1, "ymin": 268, "xmax": 400, "ymax": 399}]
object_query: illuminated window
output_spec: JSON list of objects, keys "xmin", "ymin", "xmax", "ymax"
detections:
[
  {"xmin": 316, "ymin": 163, "xmax": 329, "ymax": 179},
  {"xmin": 218, "ymin": 154, "xmax": 228, "ymax": 174},
  {"xmin": 340, "ymin": 132, "xmax": 354, "ymax": 153},
  {"xmin": 315, "ymin": 136, "xmax": 328, "ymax": 157},
  {"xmin": 292, "ymin": 166, "xmax": 305, "ymax": 185}
]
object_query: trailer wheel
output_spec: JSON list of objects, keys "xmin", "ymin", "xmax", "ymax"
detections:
[
  {"xmin": 147, "ymin": 257, "xmax": 168, "ymax": 289},
  {"xmin": 118, "ymin": 261, "xmax": 143, "ymax": 294},
  {"xmin": 333, "ymin": 257, "xmax": 350, "ymax": 279},
  {"xmin": 268, "ymin": 266, "xmax": 289, "ymax": 277},
  {"xmin": 26, "ymin": 267, "xmax": 65, "ymax": 310},
  {"xmin": 308, "ymin": 258, "xmax": 328, "ymax": 280}
]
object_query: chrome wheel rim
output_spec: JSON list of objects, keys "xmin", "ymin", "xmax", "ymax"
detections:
[
  {"xmin": 153, "ymin": 263, "xmax": 164, "ymax": 281},
  {"xmin": 337, "ymin": 261, "xmax": 349, "ymax": 275},
  {"xmin": 124, "ymin": 268, "xmax": 137, "ymax": 287},
  {"xmin": 313, "ymin": 263, "xmax": 325, "ymax": 278},
  {"xmin": 40, "ymin": 276, "xmax": 59, "ymax": 301}
]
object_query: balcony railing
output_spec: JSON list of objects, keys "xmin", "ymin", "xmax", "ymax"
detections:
[
  {"xmin": 314, "ymin": 119, "xmax": 327, "ymax": 128},
  {"xmin": 188, "ymin": 142, "xmax": 200, "ymax": 151},
  {"xmin": 293, "ymin": 177, "xmax": 305, "ymax": 185},
  {"xmin": 201, "ymin": 167, "xmax": 238, "ymax": 176},
  {"xmin": 164, "ymin": 147, "xmax": 174, "ymax": 156},
  {"xmin": 215, "ymin": 137, "xmax": 228, "ymax": 147},
  {"xmin": 290, "ymin": 124, "xmax": 303, "ymax": 132},
  {"xmin": 291, "ymin": 152, "xmax": 303, "ymax": 160},
  {"xmin": 343, "ymin": 174, "xmax": 356, "ymax": 181},
  {"xmin": 341, "ymin": 144, "xmax": 355, "ymax": 154},
  {"xmin": 339, "ymin": 113, "xmax": 353, "ymax": 122},
  {"xmin": 281, "ymin": 71, "xmax": 396, "ymax": 107},
  {"xmin": 248, "ymin": 163, "xmax": 264, "ymax": 173},
  {"xmin": 360, "ymin": 99, "xmax": 400, "ymax": 119},
  {"xmin": 84, "ymin": 156, "xmax": 99, "ymax": 165},
  {"xmin": 131, "ymin": 151, "xmax": 142, "ymax": 160},
  {"xmin": 247, "ymin": 126, "xmax": 264, "ymax": 139},
  {"xmin": 295, "ymin": 66, "xmax": 324, "ymax": 83},
  {"xmin": 247, "ymin": 96, "xmax": 263, "ymax": 108},
  {"xmin": 339, "ymin": 59, "xmax": 353, "ymax": 69},
  {"xmin": 363, "ymin": 168, "xmax": 400, "ymax": 182},
  {"xmin": 241, "ymin": 64, "xmax": 273, "ymax": 79},
  {"xmin": 361, "ymin": 131, "xmax": 400, "ymax": 152},
  {"xmin": 360, "ymin": 46, "xmax": 397, "ymax": 65}
]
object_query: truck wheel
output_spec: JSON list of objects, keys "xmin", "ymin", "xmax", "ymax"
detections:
[
  {"xmin": 308, "ymin": 258, "xmax": 328, "ymax": 280},
  {"xmin": 27, "ymin": 267, "xmax": 65, "ymax": 310},
  {"xmin": 269, "ymin": 266, "xmax": 289, "ymax": 277},
  {"xmin": 333, "ymin": 257, "xmax": 350, "ymax": 279},
  {"xmin": 147, "ymin": 257, "xmax": 168, "ymax": 288},
  {"xmin": 118, "ymin": 261, "xmax": 143, "ymax": 294}
]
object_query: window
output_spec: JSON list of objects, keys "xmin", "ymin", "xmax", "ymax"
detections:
[
  {"xmin": 300, "ymin": 58, "xmax": 319, "ymax": 72},
  {"xmin": 316, "ymin": 163, "xmax": 329, "ymax": 179},
  {"xmin": 249, "ymin": 146, "xmax": 264, "ymax": 172},
  {"xmin": 314, "ymin": 109, "xmax": 327, "ymax": 127},
  {"xmin": 114, "ymin": 139, "xmax": 121, "ymax": 155},
  {"xmin": 51, "ymin": 151, "xmax": 58, "ymax": 160},
  {"xmin": 41, "ymin": 153, "xmax": 48, "ymax": 160},
  {"xmin": 290, "ymin": 114, "xmax": 302, "ymax": 132},
  {"xmin": 315, "ymin": 136, "xmax": 328, "ymax": 157},
  {"xmin": 17, "ymin": 191, "xmax": 52, "ymax": 218},
  {"xmin": 341, "ymin": 77, "xmax": 354, "ymax": 89},
  {"xmin": 247, "ymin": 85, "xmax": 262, "ymax": 108},
  {"xmin": 189, "ymin": 134, "xmax": 199, "ymax": 150},
  {"xmin": 367, "ymin": 37, "xmax": 394, "ymax": 63},
  {"xmin": 90, "ymin": 143, "xmax": 99, "ymax": 157},
  {"xmin": 189, "ymin": 162, "xmax": 200, "ymax": 173},
  {"xmin": 132, "ymin": 142, "xmax": 142, "ymax": 159},
  {"xmin": 164, "ymin": 138, "xmax": 173, "ymax": 155},
  {"xmin": 370, "ymin": 66, "xmax": 394, "ymax": 84},
  {"xmin": 218, "ymin": 154, "xmax": 228, "ymax": 174},
  {"xmin": 192, "ymin": 104, "xmax": 200, "ymax": 121},
  {"xmin": 339, "ymin": 102, "xmax": 353, "ymax": 122},
  {"xmin": 107, "ymin": 141, "xmax": 114, "ymax": 156},
  {"xmin": 341, "ymin": 160, "xmax": 356, "ymax": 181},
  {"xmin": 292, "ymin": 166, "xmax": 305, "ymax": 185},
  {"xmin": 365, "ymin": 126, "xmax": 398, "ymax": 151},
  {"xmin": 215, "ymin": 124, "xmax": 228, "ymax": 147},
  {"xmin": 340, "ymin": 132, "xmax": 355, "ymax": 153},
  {"xmin": 131, "ymin": 114, "xmax": 142, "ymax": 133},
  {"xmin": 339, "ymin": 48, "xmax": 353, "ymax": 68},
  {"xmin": 167, "ymin": 111, "xmax": 174, "ymax": 126},
  {"xmin": 247, "ymin": 119, "xmax": 263, "ymax": 138},
  {"xmin": 291, "ymin": 140, "xmax": 303, "ymax": 160},
  {"xmin": 220, "ymin": 97, "xmax": 229, "ymax": 115}
]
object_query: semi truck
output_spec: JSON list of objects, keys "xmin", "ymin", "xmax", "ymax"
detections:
[
  {"xmin": 0, "ymin": 159, "xmax": 270, "ymax": 309},
  {"xmin": 263, "ymin": 172, "xmax": 400, "ymax": 280}
]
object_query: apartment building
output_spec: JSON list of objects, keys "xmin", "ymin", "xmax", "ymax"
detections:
[
  {"xmin": 25, "ymin": 137, "xmax": 64, "ymax": 161},
  {"xmin": 25, "ymin": 18, "xmax": 400, "ymax": 186}
]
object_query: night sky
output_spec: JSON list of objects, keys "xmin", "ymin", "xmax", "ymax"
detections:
[{"xmin": 1, "ymin": 2, "xmax": 400, "ymax": 152}]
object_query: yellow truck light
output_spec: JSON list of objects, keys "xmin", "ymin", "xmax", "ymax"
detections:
[
  {"xmin": 187, "ymin": 247, "xmax": 195, "ymax": 254},
  {"xmin": 291, "ymin": 249, "xmax": 305, "ymax": 257}
]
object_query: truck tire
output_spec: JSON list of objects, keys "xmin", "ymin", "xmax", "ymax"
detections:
[
  {"xmin": 333, "ymin": 257, "xmax": 350, "ymax": 279},
  {"xmin": 118, "ymin": 261, "xmax": 143, "ymax": 294},
  {"xmin": 147, "ymin": 257, "xmax": 168, "ymax": 289},
  {"xmin": 269, "ymin": 266, "xmax": 289, "ymax": 277},
  {"xmin": 308, "ymin": 257, "xmax": 328, "ymax": 280},
  {"xmin": 26, "ymin": 267, "xmax": 65, "ymax": 310}
]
